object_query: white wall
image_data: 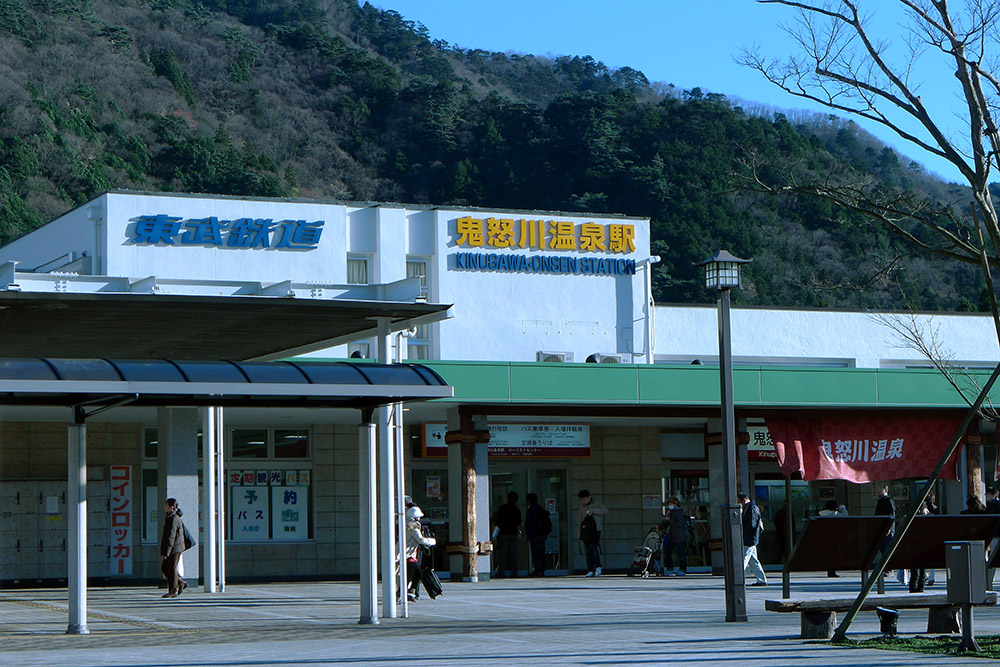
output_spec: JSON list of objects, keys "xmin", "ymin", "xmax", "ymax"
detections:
[
  {"xmin": 653, "ymin": 304, "xmax": 1000, "ymax": 369},
  {"xmin": 0, "ymin": 197, "xmax": 101, "ymax": 271},
  {"xmin": 104, "ymin": 193, "xmax": 347, "ymax": 283}
]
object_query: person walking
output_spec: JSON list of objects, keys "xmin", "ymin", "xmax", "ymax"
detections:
[
  {"xmin": 577, "ymin": 489, "xmax": 607, "ymax": 577},
  {"xmin": 659, "ymin": 496, "xmax": 689, "ymax": 576},
  {"xmin": 524, "ymin": 492, "xmax": 551, "ymax": 577},
  {"xmin": 159, "ymin": 498, "xmax": 187, "ymax": 599},
  {"xmin": 738, "ymin": 492, "xmax": 766, "ymax": 587},
  {"xmin": 405, "ymin": 505, "xmax": 436, "ymax": 601},
  {"xmin": 492, "ymin": 491, "xmax": 522, "ymax": 578}
]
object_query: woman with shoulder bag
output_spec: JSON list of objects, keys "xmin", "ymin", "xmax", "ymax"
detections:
[{"xmin": 160, "ymin": 498, "xmax": 188, "ymax": 598}]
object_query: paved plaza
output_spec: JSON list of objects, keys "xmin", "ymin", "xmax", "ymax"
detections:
[{"xmin": 1, "ymin": 572, "xmax": 998, "ymax": 666}]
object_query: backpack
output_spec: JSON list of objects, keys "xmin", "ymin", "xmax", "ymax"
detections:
[
  {"xmin": 580, "ymin": 514, "xmax": 599, "ymax": 545},
  {"xmin": 538, "ymin": 509, "xmax": 553, "ymax": 537}
]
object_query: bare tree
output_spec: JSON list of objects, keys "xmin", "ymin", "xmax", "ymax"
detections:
[{"xmin": 741, "ymin": 1, "xmax": 1000, "ymax": 344}]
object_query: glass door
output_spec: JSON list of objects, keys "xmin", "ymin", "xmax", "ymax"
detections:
[{"xmin": 489, "ymin": 464, "xmax": 570, "ymax": 575}]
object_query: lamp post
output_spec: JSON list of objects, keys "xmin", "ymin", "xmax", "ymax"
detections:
[{"xmin": 695, "ymin": 250, "xmax": 752, "ymax": 623}]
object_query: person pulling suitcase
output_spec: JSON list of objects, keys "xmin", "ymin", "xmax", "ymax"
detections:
[{"xmin": 405, "ymin": 505, "xmax": 438, "ymax": 601}]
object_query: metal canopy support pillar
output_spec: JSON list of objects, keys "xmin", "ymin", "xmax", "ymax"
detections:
[
  {"xmin": 718, "ymin": 288, "xmax": 747, "ymax": 622},
  {"xmin": 201, "ymin": 407, "xmax": 219, "ymax": 593},
  {"xmin": 393, "ymin": 333, "xmax": 408, "ymax": 618},
  {"xmin": 375, "ymin": 318, "xmax": 396, "ymax": 619},
  {"xmin": 67, "ymin": 406, "xmax": 89, "ymax": 635},
  {"xmin": 216, "ymin": 407, "xmax": 226, "ymax": 592},
  {"xmin": 359, "ymin": 407, "xmax": 379, "ymax": 625}
]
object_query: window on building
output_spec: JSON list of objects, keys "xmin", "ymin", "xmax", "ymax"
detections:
[
  {"xmin": 406, "ymin": 257, "xmax": 431, "ymax": 359},
  {"xmin": 347, "ymin": 255, "xmax": 369, "ymax": 284}
]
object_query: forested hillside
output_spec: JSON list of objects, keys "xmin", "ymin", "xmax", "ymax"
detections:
[{"xmin": 0, "ymin": 0, "xmax": 985, "ymax": 309}]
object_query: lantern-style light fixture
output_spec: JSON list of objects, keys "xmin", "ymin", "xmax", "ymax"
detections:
[{"xmin": 695, "ymin": 250, "xmax": 752, "ymax": 291}]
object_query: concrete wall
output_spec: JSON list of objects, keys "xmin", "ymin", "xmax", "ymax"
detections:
[
  {"xmin": 654, "ymin": 304, "xmax": 1000, "ymax": 369},
  {"xmin": 568, "ymin": 426, "xmax": 663, "ymax": 572}
]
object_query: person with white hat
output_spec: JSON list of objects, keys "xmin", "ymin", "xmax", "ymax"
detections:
[{"xmin": 405, "ymin": 505, "xmax": 437, "ymax": 601}]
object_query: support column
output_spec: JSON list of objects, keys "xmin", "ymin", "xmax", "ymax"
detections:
[
  {"xmin": 216, "ymin": 407, "xmax": 226, "ymax": 592},
  {"xmin": 375, "ymin": 318, "xmax": 396, "ymax": 619},
  {"xmin": 446, "ymin": 409, "xmax": 490, "ymax": 581},
  {"xmin": 201, "ymin": 407, "xmax": 219, "ymax": 593},
  {"xmin": 157, "ymin": 407, "xmax": 200, "ymax": 582},
  {"xmin": 67, "ymin": 409, "xmax": 88, "ymax": 635},
  {"xmin": 359, "ymin": 408, "xmax": 379, "ymax": 625}
]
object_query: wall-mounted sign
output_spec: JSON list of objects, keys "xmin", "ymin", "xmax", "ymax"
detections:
[
  {"xmin": 422, "ymin": 423, "xmax": 590, "ymax": 458},
  {"xmin": 109, "ymin": 465, "xmax": 132, "ymax": 575},
  {"xmin": 129, "ymin": 214, "xmax": 324, "ymax": 250},
  {"xmin": 453, "ymin": 217, "xmax": 635, "ymax": 253},
  {"xmin": 747, "ymin": 426, "xmax": 777, "ymax": 461},
  {"xmin": 454, "ymin": 252, "xmax": 636, "ymax": 276},
  {"xmin": 271, "ymin": 486, "xmax": 308, "ymax": 540}
]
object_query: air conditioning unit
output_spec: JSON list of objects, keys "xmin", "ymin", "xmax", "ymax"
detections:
[
  {"xmin": 536, "ymin": 351, "xmax": 574, "ymax": 363},
  {"xmin": 585, "ymin": 353, "xmax": 627, "ymax": 364}
]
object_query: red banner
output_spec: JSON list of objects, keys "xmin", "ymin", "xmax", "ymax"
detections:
[{"xmin": 766, "ymin": 414, "xmax": 965, "ymax": 482}]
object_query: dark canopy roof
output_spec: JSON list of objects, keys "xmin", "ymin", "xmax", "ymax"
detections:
[
  {"xmin": 0, "ymin": 292, "xmax": 449, "ymax": 360},
  {"xmin": 0, "ymin": 358, "xmax": 452, "ymax": 409}
]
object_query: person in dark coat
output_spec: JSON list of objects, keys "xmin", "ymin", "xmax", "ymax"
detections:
[
  {"xmin": 524, "ymin": 492, "xmax": 550, "ymax": 577},
  {"xmin": 658, "ymin": 496, "xmax": 690, "ymax": 575},
  {"xmin": 738, "ymin": 492, "xmax": 766, "ymax": 586},
  {"xmin": 160, "ymin": 497, "xmax": 187, "ymax": 598},
  {"xmin": 492, "ymin": 491, "xmax": 522, "ymax": 578}
]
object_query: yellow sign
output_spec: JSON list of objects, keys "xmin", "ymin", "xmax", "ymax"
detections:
[{"xmin": 454, "ymin": 217, "xmax": 634, "ymax": 253}]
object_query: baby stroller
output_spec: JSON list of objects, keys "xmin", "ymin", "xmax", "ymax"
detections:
[{"xmin": 627, "ymin": 527, "xmax": 662, "ymax": 577}]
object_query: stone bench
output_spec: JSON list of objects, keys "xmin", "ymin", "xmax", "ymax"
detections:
[{"xmin": 765, "ymin": 591, "xmax": 997, "ymax": 639}]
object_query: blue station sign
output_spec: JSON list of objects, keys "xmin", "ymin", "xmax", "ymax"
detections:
[{"xmin": 129, "ymin": 214, "xmax": 324, "ymax": 250}]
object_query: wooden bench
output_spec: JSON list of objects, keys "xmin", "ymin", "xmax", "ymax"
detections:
[{"xmin": 766, "ymin": 591, "xmax": 998, "ymax": 639}]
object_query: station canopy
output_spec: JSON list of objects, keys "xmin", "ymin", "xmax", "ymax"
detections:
[
  {"xmin": 0, "ymin": 290, "xmax": 449, "ymax": 360},
  {"xmin": 0, "ymin": 358, "xmax": 452, "ymax": 408}
]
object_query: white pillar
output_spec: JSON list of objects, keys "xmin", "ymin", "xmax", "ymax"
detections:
[
  {"xmin": 375, "ymin": 318, "xmax": 396, "ymax": 618},
  {"xmin": 359, "ymin": 411, "xmax": 379, "ymax": 625},
  {"xmin": 216, "ymin": 408, "xmax": 226, "ymax": 592},
  {"xmin": 157, "ymin": 407, "xmax": 200, "ymax": 581},
  {"xmin": 67, "ymin": 416, "xmax": 89, "ymax": 635},
  {"xmin": 377, "ymin": 404, "xmax": 395, "ymax": 618},
  {"xmin": 394, "ymin": 400, "xmax": 408, "ymax": 617},
  {"xmin": 201, "ymin": 407, "xmax": 218, "ymax": 593}
]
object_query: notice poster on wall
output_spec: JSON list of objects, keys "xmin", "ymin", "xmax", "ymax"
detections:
[
  {"xmin": 272, "ymin": 486, "xmax": 308, "ymax": 540},
  {"xmin": 422, "ymin": 423, "xmax": 590, "ymax": 458},
  {"xmin": 232, "ymin": 486, "xmax": 269, "ymax": 541},
  {"xmin": 108, "ymin": 465, "xmax": 132, "ymax": 575}
]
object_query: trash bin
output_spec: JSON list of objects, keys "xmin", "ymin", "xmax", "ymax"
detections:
[{"xmin": 946, "ymin": 541, "xmax": 987, "ymax": 605}]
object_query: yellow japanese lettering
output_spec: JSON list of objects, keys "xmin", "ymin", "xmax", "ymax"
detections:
[
  {"xmin": 548, "ymin": 221, "xmax": 577, "ymax": 250},
  {"xmin": 579, "ymin": 222, "xmax": 607, "ymax": 251},
  {"xmin": 487, "ymin": 217, "xmax": 515, "ymax": 248},
  {"xmin": 609, "ymin": 224, "xmax": 635, "ymax": 253},
  {"xmin": 455, "ymin": 216, "xmax": 484, "ymax": 247}
]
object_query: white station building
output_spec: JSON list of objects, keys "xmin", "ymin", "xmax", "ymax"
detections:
[{"xmin": 1, "ymin": 191, "xmax": 998, "ymax": 610}]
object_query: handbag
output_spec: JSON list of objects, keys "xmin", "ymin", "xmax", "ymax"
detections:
[{"xmin": 182, "ymin": 523, "xmax": 197, "ymax": 551}]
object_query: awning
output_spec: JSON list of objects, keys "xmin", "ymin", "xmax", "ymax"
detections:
[
  {"xmin": 0, "ymin": 358, "xmax": 452, "ymax": 409},
  {"xmin": 0, "ymin": 291, "xmax": 450, "ymax": 360}
]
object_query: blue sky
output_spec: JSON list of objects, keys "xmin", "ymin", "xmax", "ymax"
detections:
[{"xmin": 371, "ymin": 1, "xmax": 968, "ymax": 183}]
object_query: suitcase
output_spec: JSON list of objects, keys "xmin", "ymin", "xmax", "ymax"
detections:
[{"xmin": 421, "ymin": 567, "xmax": 443, "ymax": 599}]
